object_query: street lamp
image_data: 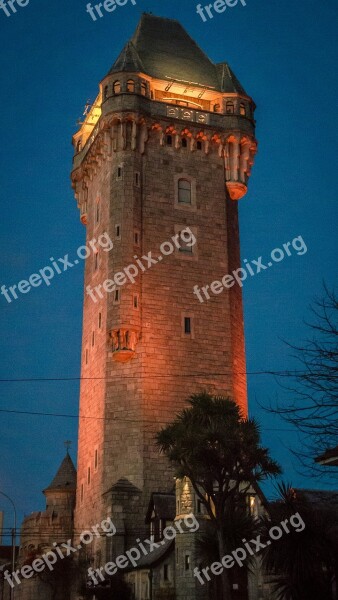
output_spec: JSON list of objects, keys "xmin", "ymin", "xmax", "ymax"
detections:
[{"xmin": 0, "ymin": 491, "xmax": 17, "ymax": 600}]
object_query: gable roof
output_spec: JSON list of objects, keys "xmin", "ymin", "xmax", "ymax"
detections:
[
  {"xmin": 129, "ymin": 536, "xmax": 174, "ymax": 570},
  {"xmin": 145, "ymin": 492, "xmax": 176, "ymax": 524},
  {"xmin": 43, "ymin": 453, "xmax": 76, "ymax": 493},
  {"xmin": 108, "ymin": 13, "xmax": 247, "ymax": 95}
]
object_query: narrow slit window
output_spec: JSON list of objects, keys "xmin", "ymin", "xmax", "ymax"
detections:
[
  {"xmin": 104, "ymin": 85, "xmax": 109, "ymax": 99},
  {"xmin": 133, "ymin": 295, "xmax": 139, "ymax": 309},
  {"xmin": 117, "ymin": 166, "xmax": 122, "ymax": 179},
  {"xmin": 184, "ymin": 317, "xmax": 191, "ymax": 335},
  {"xmin": 94, "ymin": 251, "xmax": 99, "ymax": 271},
  {"xmin": 115, "ymin": 225, "xmax": 121, "ymax": 239},
  {"xmin": 114, "ymin": 289, "xmax": 120, "ymax": 303},
  {"xmin": 85, "ymin": 349, "xmax": 88, "ymax": 365},
  {"xmin": 92, "ymin": 332, "xmax": 95, "ymax": 347},
  {"xmin": 94, "ymin": 449, "xmax": 98, "ymax": 470},
  {"xmin": 98, "ymin": 312, "xmax": 102, "ymax": 329},
  {"xmin": 87, "ymin": 467, "xmax": 91, "ymax": 485},
  {"xmin": 185, "ymin": 555, "xmax": 190, "ymax": 571}
]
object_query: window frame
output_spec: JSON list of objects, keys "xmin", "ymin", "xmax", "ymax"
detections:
[
  {"xmin": 174, "ymin": 224, "xmax": 198, "ymax": 260},
  {"xmin": 174, "ymin": 175, "xmax": 196, "ymax": 211}
]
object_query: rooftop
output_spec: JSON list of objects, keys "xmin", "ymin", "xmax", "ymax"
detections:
[
  {"xmin": 109, "ymin": 13, "xmax": 247, "ymax": 95},
  {"xmin": 43, "ymin": 453, "xmax": 76, "ymax": 493}
]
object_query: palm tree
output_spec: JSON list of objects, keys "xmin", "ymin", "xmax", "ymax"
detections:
[
  {"xmin": 156, "ymin": 393, "xmax": 281, "ymax": 600},
  {"xmin": 262, "ymin": 483, "xmax": 338, "ymax": 600}
]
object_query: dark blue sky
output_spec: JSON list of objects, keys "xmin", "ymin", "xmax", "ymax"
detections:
[{"xmin": 0, "ymin": 0, "xmax": 337, "ymax": 540}]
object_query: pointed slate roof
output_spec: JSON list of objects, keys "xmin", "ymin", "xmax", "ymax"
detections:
[
  {"xmin": 108, "ymin": 13, "xmax": 247, "ymax": 95},
  {"xmin": 44, "ymin": 453, "xmax": 77, "ymax": 493},
  {"xmin": 111, "ymin": 41, "xmax": 145, "ymax": 74},
  {"xmin": 216, "ymin": 63, "xmax": 247, "ymax": 95},
  {"xmin": 103, "ymin": 477, "xmax": 142, "ymax": 496}
]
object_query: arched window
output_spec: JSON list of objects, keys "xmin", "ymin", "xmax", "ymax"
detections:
[
  {"xmin": 141, "ymin": 82, "xmax": 147, "ymax": 96},
  {"xmin": 182, "ymin": 138, "xmax": 188, "ymax": 148},
  {"xmin": 104, "ymin": 85, "xmax": 109, "ymax": 100},
  {"xmin": 240, "ymin": 103, "xmax": 246, "ymax": 116},
  {"xmin": 196, "ymin": 140, "xmax": 203, "ymax": 150},
  {"xmin": 226, "ymin": 101, "xmax": 234, "ymax": 114},
  {"xmin": 127, "ymin": 79, "xmax": 135, "ymax": 93},
  {"xmin": 214, "ymin": 103, "xmax": 221, "ymax": 113},
  {"xmin": 76, "ymin": 140, "xmax": 82, "ymax": 153},
  {"xmin": 113, "ymin": 81, "xmax": 121, "ymax": 94},
  {"xmin": 166, "ymin": 134, "xmax": 172, "ymax": 146},
  {"xmin": 178, "ymin": 179, "xmax": 192, "ymax": 204}
]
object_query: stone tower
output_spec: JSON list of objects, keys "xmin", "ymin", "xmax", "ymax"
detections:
[
  {"xmin": 15, "ymin": 452, "xmax": 76, "ymax": 600},
  {"xmin": 71, "ymin": 12, "xmax": 256, "ymax": 567}
]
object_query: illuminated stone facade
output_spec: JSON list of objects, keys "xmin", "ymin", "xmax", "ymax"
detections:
[{"xmin": 70, "ymin": 13, "xmax": 257, "ymax": 598}]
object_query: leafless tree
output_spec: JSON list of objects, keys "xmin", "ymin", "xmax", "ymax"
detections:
[{"xmin": 267, "ymin": 284, "xmax": 338, "ymax": 478}]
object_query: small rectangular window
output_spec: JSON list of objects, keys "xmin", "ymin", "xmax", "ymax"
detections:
[
  {"xmin": 117, "ymin": 166, "xmax": 123, "ymax": 179},
  {"xmin": 133, "ymin": 229, "xmax": 140, "ymax": 246},
  {"xmin": 115, "ymin": 225, "xmax": 121, "ymax": 239},
  {"xmin": 184, "ymin": 317, "xmax": 191, "ymax": 335},
  {"xmin": 135, "ymin": 172, "xmax": 141, "ymax": 187},
  {"xmin": 178, "ymin": 179, "xmax": 192, "ymax": 204},
  {"xmin": 133, "ymin": 294, "xmax": 139, "ymax": 310},
  {"xmin": 185, "ymin": 555, "xmax": 190, "ymax": 571}
]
